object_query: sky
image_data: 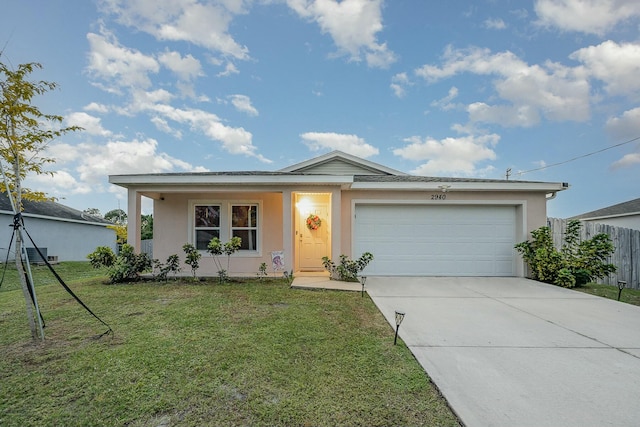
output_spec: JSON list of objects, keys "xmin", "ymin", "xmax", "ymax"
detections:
[{"xmin": 1, "ymin": 0, "xmax": 639, "ymax": 218}]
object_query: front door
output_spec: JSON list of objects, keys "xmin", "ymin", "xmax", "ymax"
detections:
[{"xmin": 298, "ymin": 202, "xmax": 330, "ymax": 271}]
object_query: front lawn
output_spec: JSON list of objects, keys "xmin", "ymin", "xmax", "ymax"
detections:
[
  {"xmin": 574, "ymin": 283, "xmax": 640, "ymax": 306},
  {"xmin": 0, "ymin": 264, "xmax": 459, "ymax": 427}
]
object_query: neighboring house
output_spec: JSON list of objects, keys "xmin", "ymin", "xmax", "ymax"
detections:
[
  {"xmin": 0, "ymin": 193, "xmax": 116, "ymax": 262},
  {"xmin": 570, "ymin": 198, "xmax": 640, "ymax": 231},
  {"xmin": 109, "ymin": 151, "xmax": 568, "ymax": 277}
]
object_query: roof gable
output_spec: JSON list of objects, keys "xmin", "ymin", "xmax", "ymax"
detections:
[{"xmin": 278, "ymin": 150, "xmax": 405, "ymax": 176}]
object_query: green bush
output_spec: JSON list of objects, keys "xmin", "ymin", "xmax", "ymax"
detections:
[
  {"xmin": 87, "ymin": 246, "xmax": 116, "ymax": 269},
  {"xmin": 207, "ymin": 236, "xmax": 242, "ymax": 282},
  {"xmin": 108, "ymin": 244, "xmax": 153, "ymax": 283},
  {"xmin": 153, "ymin": 254, "xmax": 181, "ymax": 281},
  {"xmin": 515, "ymin": 220, "xmax": 616, "ymax": 288},
  {"xmin": 182, "ymin": 243, "xmax": 201, "ymax": 278},
  {"xmin": 322, "ymin": 252, "xmax": 374, "ymax": 282}
]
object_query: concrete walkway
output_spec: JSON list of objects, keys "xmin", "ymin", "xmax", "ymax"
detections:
[
  {"xmin": 291, "ymin": 275, "xmax": 362, "ymax": 292},
  {"xmin": 366, "ymin": 277, "xmax": 640, "ymax": 427}
]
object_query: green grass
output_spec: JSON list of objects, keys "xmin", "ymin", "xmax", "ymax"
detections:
[
  {"xmin": 0, "ymin": 261, "xmax": 109, "ymax": 292},
  {"xmin": 0, "ymin": 263, "xmax": 459, "ymax": 427},
  {"xmin": 574, "ymin": 282, "xmax": 640, "ymax": 306}
]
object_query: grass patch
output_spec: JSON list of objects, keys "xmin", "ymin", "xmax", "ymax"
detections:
[
  {"xmin": 0, "ymin": 261, "xmax": 108, "ymax": 292},
  {"xmin": 574, "ymin": 282, "xmax": 640, "ymax": 306},
  {"xmin": 0, "ymin": 264, "xmax": 459, "ymax": 427}
]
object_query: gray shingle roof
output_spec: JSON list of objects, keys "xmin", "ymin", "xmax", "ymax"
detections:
[
  {"xmin": 570, "ymin": 197, "xmax": 640, "ymax": 219},
  {"xmin": 0, "ymin": 193, "xmax": 113, "ymax": 225}
]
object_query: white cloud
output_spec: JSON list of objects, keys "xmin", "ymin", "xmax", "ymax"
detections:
[
  {"xmin": 83, "ymin": 102, "xmax": 110, "ymax": 113},
  {"xmin": 390, "ymin": 72, "xmax": 411, "ymax": 98},
  {"xmin": 76, "ymin": 138, "xmax": 202, "ymax": 184},
  {"xmin": 300, "ymin": 132, "xmax": 379, "ymax": 157},
  {"xmin": 484, "ymin": 18, "xmax": 506, "ymax": 30},
  {"xmin": 151, "ymin": 116, "xmax": 183, "ymax": 139},
  {"xmin": 98, "ymin": 0, "xmax": 250, "ymax": 59},
  {"xmin": 605, "ymin": 107, "xmax": 640, "ymax": 140},
  {"xmin": 149, "ymin": 103, "xmax": 271, "ymax": 162},
  {"xmin": 570, "ymin": 40, "xmax": 640, "ymax": 97},
  {"xmin": 86, "ymin": 30, "xmax": 160, "ymax": 90},
  {"xmin": 287, "ymin": 0, "xmax": 396, "ymax": 68},
  {"xmin": 611, "ymin": 152, "xmax": 640, "ymax": 169},
  {"xmin": 534, "ymin": 0, "xmax": 640, "ymax": 35},
  {"xmin": 415, "ymin": 46, "xmax": 591, "ymax": 126},
  {"xmin": 217, "ymin": 61, "xmax": 239, "ymax": 77},
  {"xmin": 66, "ymin": 112, "xmax": 113, "ymax": 137},
  {"xmin": 393, "ymin": 132, "xmax": 499, "ymax": 176},
  {"xmin": 28, "ymin": 170, "xmax": 94, "ymax": 195},
  {"xmin": 431, "ymin": 86, "xmax": 459, "ymax": 111},
  {"xmin": 228, "ymin": 94, "xmax": 259, "ymax": 116},
  {"xmin": 158, "ymin": 50, "xmax": 203, "ymax": 81}
]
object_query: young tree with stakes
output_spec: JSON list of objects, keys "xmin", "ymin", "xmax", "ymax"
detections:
[{"xmin": 0, "ymin": 60, "xmax": 81, "ymax": 339}]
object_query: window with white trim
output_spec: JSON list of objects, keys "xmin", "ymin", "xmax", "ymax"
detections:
[
  {"xmin": 194, "ymin": 205, "xmax": 220, "ymax": 250},
  {"xmin": 231, "ymin": 204, "xmax": 258, "ymax": 251}
]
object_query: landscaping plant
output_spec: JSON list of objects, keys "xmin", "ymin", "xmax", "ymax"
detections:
[
  {"xmin": 87, "ymin": 244, "xmax": 152, "ymax": 283},
  {"xmin": 515, "ymin": 219, "xmax": 616, "ymax": 288},
  {"xmin": 182, "ymin": 243, "xmax": 201, "ymax": 279},
  {"xmin": 322, "ymin": 252, "xmax": 374, "ymax": 282},
  {"xmin": 153, "ymin": 254, "xmax": 181, "ymax": 281},
  {"xmin": 207, "ymin": 236, "xmax": 242, "ymax": 282}
]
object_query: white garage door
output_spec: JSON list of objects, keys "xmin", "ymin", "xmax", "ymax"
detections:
[{"xmin": 354, "ymin": 204, "xmax": 516, "ymax": 276}]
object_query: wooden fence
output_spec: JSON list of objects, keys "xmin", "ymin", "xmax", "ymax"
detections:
[{"xmin": 547, "ymin": 218, "xmax": 640, "ymax": 289}]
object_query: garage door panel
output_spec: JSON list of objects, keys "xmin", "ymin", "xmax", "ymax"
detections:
[{"xmin": 354, "ymin": 204, "xmax": 516, "ymax": 276}]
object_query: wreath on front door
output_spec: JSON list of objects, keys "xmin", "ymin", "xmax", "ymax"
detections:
[{"xmin": 306, "ymin": 214, "xmax": 322, "ymax": 230}]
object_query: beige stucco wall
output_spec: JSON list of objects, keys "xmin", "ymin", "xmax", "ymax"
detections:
[{"xmin": 153, "ymin": 191, "xmax": 284, "ymax": 276}]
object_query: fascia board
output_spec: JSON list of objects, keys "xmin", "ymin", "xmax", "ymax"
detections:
[
  {"xmin": 349, "ymin": 181, "xmax": 568, "ymax": 192},
  {"xmin": 109, "ymin": 174, "xmax": 354, "ymax": 186}
]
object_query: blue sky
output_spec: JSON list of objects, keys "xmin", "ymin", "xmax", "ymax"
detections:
[{"xmin": 1, "ymin": 0, "xmax": 639, "ymax": 218}]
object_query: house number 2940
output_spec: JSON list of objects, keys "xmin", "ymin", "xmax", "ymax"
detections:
[{"xmin": 430, "ymin": 194, "xmax": 447, "ymax": 200}]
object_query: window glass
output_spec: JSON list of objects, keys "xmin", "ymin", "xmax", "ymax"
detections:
[
  {"xmin": 194, "ymin": 205, "xmax": 220, "ymax": 250},
  {"xmin": 231, "ymin": 205, "xmax": 258, "ymax": 251}
]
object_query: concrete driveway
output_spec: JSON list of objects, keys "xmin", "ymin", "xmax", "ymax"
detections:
[{"xmin": 366, "ymin": 277, "xmax": 640, "ymax": 427}]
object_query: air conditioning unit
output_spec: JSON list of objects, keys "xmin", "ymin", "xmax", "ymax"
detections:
[{"xmin": 26, "ymin": 247, "xmax": 47, "ymax": 264}]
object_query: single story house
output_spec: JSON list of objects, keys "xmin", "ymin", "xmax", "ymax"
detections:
[
  {"xmin": 109, "ymin": 151, "xmax": 568, "ymax": 277},
  {"xmin": 0, "ymin": 193, "xmax": 116, "ymax": 262},
  {"xmin": 570, "ymin": 197, "xmax": 640, "ymax": 231}
]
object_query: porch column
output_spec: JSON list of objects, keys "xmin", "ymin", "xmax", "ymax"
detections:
[
  {"xmin": 331, "ymin": 188, "xmax": 341, "ymax": 258},
  {"xmin": 127, "ymin": 189, "xmax": 142, "ymax": 253},
  {"xmin": 281, "ymin": 190, "xmax": 293, "ymax": 272}
]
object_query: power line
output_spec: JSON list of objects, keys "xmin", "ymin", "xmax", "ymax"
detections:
[{"xmin": 517, "ymin": 135, "xmax": 640, "ymax": 176}]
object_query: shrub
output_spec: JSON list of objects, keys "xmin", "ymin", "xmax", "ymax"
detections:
[
  {"xmin": 322, "ymin": 252, "xmax": 374, "ymax": 282},
  {"xmin": 515, "ymin": 220, "xmax": 616, "ymax": 288},
  {"xmin": 207, "ymin": 236, "xmax": 242, "ymax": 283},
  {"xmin": 107, "ymin": 244, "xmax": 153, "ymax": 283},
  {"xmin": 87, "ymin": 246, "xmax": 116, "ymax": 269},
  {"xmin": 182, "ymin": 243, "xmax": 201, "ymax": 278},
  {"xmin": 153, "ymin": 254, "xmax": 181, "ymax": 281}
]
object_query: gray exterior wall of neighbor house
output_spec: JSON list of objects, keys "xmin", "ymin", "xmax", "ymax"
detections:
[{"xmin": 0, "ymin": 214, "xmax": 117, "ymax": 262}]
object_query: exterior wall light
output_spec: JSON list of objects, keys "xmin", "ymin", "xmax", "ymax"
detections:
[{"xmin": 394, "ymin": 311, "xmax": 405, "ymax": 345}]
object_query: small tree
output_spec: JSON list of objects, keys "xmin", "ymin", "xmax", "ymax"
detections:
[
  {"xmin": 515, "ymin": 220, "xmax": 616, "ymax": 288},
  {"xmin": 207, "ymin": 236, "xmax": 242, "ymax": 282},
  {"xmin": 182, "ymin": 243, "xmax": 201, "ymax": 279},
  {"xmin": 1, "ymin": 60, "xmax": 81, "ymax": 338}
]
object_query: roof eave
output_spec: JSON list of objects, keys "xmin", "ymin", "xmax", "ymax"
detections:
[
  {"xmin": 349, "ymin": 181, "xmax": 569, "ymax": 192},
  {"xmin": 109, "ymin": 174, "xmax": 355, "ymax": 187}
]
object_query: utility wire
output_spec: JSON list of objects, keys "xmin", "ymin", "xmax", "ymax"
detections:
[{"xmin": 517, "ymin": 135, "xmax": 640, "ymax": 176}]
